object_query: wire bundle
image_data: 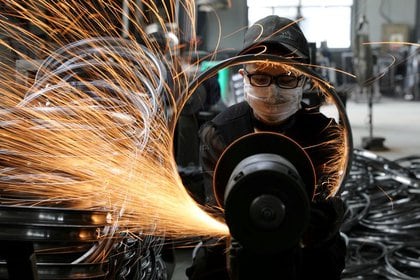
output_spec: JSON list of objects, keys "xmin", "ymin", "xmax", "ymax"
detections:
[
  {"xmin": 0, "ymin": 37, "xmax": 172, "ymax": 280},
  {"xmin": 341, "ymin": 149, "xmax": 420, "ymax": 279}
]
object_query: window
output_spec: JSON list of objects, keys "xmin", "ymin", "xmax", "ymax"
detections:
[{"xmin": 247, "ymin": 0, "xmax": 353, "ymax": 48}]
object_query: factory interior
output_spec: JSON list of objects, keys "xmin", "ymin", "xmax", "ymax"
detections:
[{"xmin": 0, "ymin": 0, "xmax": 419, "ymax": 279}]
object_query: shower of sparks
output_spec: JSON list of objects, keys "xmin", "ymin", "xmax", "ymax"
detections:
[
  {"xmin": 0, "ymin": 0, "xmax": 228, "ymax": 238},
  {"xmin": 0, "ymin": 0, "xmax": 362, "ymax": 242}
]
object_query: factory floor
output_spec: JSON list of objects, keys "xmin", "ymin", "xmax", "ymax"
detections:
[{"xmin": 170, "ymin": 96, "xmax": 420, "ymax": 280}]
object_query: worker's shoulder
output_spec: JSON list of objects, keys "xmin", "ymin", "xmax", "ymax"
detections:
[
  {"xmin": 299, "ymin": 103, "xmax": 332, "ymax": 119},
  {"xmin": 199, "ymin": 102, "xmax": 253, "ymax": 144},
  {"xmin": 296, "ymin": 105, "xmax": 338, "ymax": 129},
  {"xmin": 212, "ymin": 101, "xmax": 251, "ymax": 126}
]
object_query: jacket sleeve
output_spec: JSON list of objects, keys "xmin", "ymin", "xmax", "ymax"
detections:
[
  {"xmin": 294, "ymin": 113, "xmax": 345, "ymax": 199},
  {"xmin": 301, "ymin": 196, "xmax": 347, "ymax": 279},
  {"xmin": 301, "ymin": 232, "xmax": 347, "ymax": 279},
  {"xmin": 198, "ymin": 123, "xmax": 227, "ymax": 206}
]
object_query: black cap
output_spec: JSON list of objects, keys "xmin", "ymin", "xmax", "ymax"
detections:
[{"xmin": 239, "ymin": 16, "xmax": 310, "ymax": 64}]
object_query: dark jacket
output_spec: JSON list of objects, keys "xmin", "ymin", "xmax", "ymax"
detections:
[
  {"xmin": 199, "ymin": 101, "xmax": 343, "ymax": 205},
  {"xmin": 187, "ymin": 101, "xmax": 346, "ymax": 280}
]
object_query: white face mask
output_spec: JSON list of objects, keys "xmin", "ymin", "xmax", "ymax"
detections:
[{"xmin": 244, "ymin": 82, "xmax": 303, "ymax": 124}]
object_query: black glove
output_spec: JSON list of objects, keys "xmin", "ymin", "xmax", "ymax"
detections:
[
  {"xmin": 301, "ymin": 196, "xmax": 346, "ymax": 248},
  {"xmin": 185, "ymin": 239, "xmax": 230, "ymax": 280}
]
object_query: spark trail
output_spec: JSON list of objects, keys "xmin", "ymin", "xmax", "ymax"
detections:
[
  {"xmin": 0, "ymin": 0, "xmax": 360, "ymax": 240},
  {"xmin": 0, "ymin": 0, "xmax": 228, "ymax": 238}
]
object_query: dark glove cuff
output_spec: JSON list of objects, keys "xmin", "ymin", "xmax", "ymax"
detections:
[{"xmin": 301, "ymin": 197, "xmax": 346, "ymax": 248}]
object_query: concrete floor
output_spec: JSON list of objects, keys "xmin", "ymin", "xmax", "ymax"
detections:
[
  {"xmin": 170, "ymin": 96, "xmax": 420, "ymax": 280},
  {"xmin": 345, "ymin": 97, "xmax": 420, "ymax": 160}
]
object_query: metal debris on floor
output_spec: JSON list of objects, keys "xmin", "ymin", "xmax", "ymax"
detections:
[{"xmin": 341, "ymin": 148, "xmax": 420, "ymax": 279}]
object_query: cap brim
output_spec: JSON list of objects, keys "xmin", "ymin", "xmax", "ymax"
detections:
[{"xmin": 238, "ymin": 41, "xmax": 309, "ymax": 63}]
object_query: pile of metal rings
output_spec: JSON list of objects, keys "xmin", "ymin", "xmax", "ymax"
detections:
[
  {"xmin": 0, "ymin": 37, "xmax": 172, "ymax": 280},
  {"xmin": 341, "ymin": 148, "xmax": 420, "ymax": 279},
  {"xmin": 0, "ymin": 205, "xmax": 112, "ymax": 279}
]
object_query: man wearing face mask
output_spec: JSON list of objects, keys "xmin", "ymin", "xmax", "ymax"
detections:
[
  {"xmin": 186, "ymin": 16, "xmax": 346, "ymax": 280},
  {"xmin": 240, "ymin": 64, "xmax": 305, "ymax": 124}
]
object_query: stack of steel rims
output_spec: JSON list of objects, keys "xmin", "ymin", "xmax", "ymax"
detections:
[
  {"xmin": 341, "ymin": 149, "xmax": 420, "ymax": 279},
  {"xmin": 0, "ymin": 36, "xmax": 176, "ymax": 280},
  {"xmin": 0, "ymin": 205, "xmax": 112, "ymax": 279}
]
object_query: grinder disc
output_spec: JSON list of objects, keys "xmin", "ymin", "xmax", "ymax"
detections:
[{"xmin": 214, "ymin": 132, "xmax": 316, "ymax": 207}]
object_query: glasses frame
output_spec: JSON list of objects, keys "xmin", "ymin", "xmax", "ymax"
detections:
[{"xmin": 243, "ymin": 69, "xmax": 305, "ymax": 89}]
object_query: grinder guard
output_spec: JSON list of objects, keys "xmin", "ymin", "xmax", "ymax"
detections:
[{"xmin": 213, "ymin": 132, "xmax": 316, "ymax": 254}]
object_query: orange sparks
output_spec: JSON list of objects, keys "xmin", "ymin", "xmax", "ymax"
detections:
[
  {"xmin": 0, "ymin": 0, "xmax": 365, "ymax": 241},
  {"xmin": 0, "ymin": 0, "xmax": 229, "ymax": 239}
]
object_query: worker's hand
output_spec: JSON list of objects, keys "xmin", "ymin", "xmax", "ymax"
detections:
[{"xmin": 301, "ymin": 196, "xmax": 346, "ymax": 248}]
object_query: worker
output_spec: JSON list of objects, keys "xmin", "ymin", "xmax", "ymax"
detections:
[{"xmin": 186, "ymin": 15, "xmax": 346, "ymax": 280}]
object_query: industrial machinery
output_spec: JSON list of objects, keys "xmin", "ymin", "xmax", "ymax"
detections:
[
  {"xmin": 213, "ymin": 132, "xmax": 315, "ymax": 279},
  {"xmin": 353, "ymin": 15, "xmax": 386, "ymax": 151},
  {"xmin": 0, "ymin": 205, "xmax": 112, "ymax": 279},
  {"xmin": 214, "ymin": 133, "xmax": 315, "ymax": 254}
]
